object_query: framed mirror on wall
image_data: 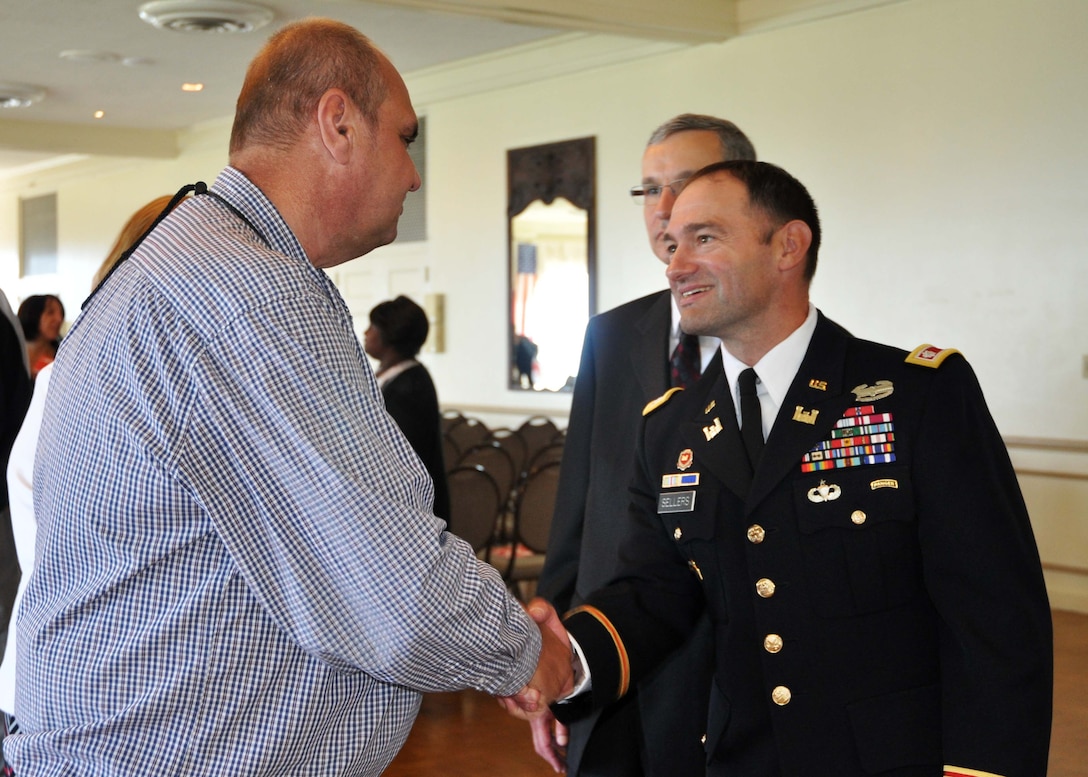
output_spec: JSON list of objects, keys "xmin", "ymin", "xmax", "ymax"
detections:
[{"xmin": 507, "ymin": 137, "xmax": 596, "ymax": 392}]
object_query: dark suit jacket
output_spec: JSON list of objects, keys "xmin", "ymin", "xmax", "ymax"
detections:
[
  {"xmin": 539, "ymin": 290, "xmax": 711, "ymax": 776},
  {"xmin": 1, "ymin": 306, "xmax": 32, "ymax": 657},
  {"xmin": 381, "ymin": 362, "xmax": 450, "ymax": 521},
  {"xmin": 563, "ymin": 313, "xmax": 1053, "ymax": 777}
]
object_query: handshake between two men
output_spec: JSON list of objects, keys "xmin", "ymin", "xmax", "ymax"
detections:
[{"xmin": 499, "ymin": 598, "xmax": 575, "ymax": 773}]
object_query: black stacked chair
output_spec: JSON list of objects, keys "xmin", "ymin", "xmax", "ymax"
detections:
[
  {"xmin": 514, "ymin": 416, "xmax": 560, "ymax": 477},
  {"xmin": 500, "ymin": 460, "xmax": 561, "ymax": 601},
  {"xmin": 487, "ymin": 427, "xmax": 528, "ymax": 486},
  {"xmin": 445, "ymin": 464, "xmax": 503, "ymax": 560},
  {"xmin": 458, "ymin": 441, "xmax": 518, "ymax": 508},
  {"xmin": 526, "ymin": 439, "xmax": 564, "ymax": 471},
  {"xmin": 445, "ymin": 416, "xmax": 490, "ymax": 463},
  {"xmin": 440, "ymin": 409, "xmax": 467, "ymax": 435}
]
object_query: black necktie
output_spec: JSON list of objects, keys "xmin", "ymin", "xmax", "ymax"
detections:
[
  {"xmin": 670, "ymin": 332, "xmax": 701, "ymax": 389},
  {"xmin": 739, "ymin": 368, "xmax": 764, "ymax": 468}
]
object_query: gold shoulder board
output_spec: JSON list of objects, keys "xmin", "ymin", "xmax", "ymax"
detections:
[
  {"xmin": 905, "ymin": 343, "xmax": 962, "ymax": 368},
  {"xmin": 642, "ymin": 387, "xmax": 684, "ymax": 416}
]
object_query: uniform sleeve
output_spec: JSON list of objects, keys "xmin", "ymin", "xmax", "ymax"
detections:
[
  {"xmin": 913, "ymin": 356, "xmax": 1052, "ymax": 777},
  {"xmin": 536, "ymin": 318, "xmax": 598, "ymax": 612},
  {"xmin": 558, "ymin": 412, "xmax": 705, "ymax": 716},
  {"xmin": 179, "ymin": 293, "xmax": 540, "ymax": 696}
]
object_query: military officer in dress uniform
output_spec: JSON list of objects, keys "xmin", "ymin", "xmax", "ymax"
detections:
[{"xmin": 524, "ymin": 160, "xmax": 1053, "ymax": 776}]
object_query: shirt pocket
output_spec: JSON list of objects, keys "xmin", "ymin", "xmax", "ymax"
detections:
[{"xmin": 792, "ymin": 466, "xmax": 922, "ymax": 617}]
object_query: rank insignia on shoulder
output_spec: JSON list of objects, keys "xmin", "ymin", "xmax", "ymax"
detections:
[
  {"xmin": 643, "ymin": 387, "xmax": 684, "ymax": 416},
  {"xmin": 905, "ymin": 343, "xmax": 961, "ymax": 368}
]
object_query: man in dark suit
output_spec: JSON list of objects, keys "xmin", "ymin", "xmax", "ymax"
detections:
[
  {"xmin": 530, "ymin": 160, "xmax": 1053, "ymax": 776},
  {"xmin": 534, "ymin": 116, "xmax": 756, "ymax": 775}
]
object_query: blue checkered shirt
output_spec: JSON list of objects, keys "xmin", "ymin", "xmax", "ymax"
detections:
[{"xmin": 7, "ymin": 167, "xmax": 539, "ymax": 775}]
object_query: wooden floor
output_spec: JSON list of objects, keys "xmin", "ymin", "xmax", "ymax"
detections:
[{"xmin": 384, "ymin": 608, "xmax": 1088, "ymax": 776}]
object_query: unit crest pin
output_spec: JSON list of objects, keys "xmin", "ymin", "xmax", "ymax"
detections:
[{"xmin": 677, "ymin": 449, "xmax": 694, "ymax": 471}]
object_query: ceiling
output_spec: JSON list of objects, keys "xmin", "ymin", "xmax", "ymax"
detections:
[{"xmin": 0, "ymin": 0, "xmax": 903, "ymax": 178}]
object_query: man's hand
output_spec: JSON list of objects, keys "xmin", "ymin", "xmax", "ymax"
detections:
[
  {"xmin": 529, "ymin": 709, "xmax": 569, "ymax": 773},
  {"xmin": 497, "ymin": 598, "xmax": 574, "ymax": 720}
]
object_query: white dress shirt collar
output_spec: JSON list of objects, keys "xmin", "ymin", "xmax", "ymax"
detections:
[{"xmin": 720, "ymin": 304, "xmax": 818, "ymax": 435}]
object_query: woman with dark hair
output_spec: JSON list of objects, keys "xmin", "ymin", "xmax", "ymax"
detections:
[
  {"xmin": 16, "ymin": 295, "xmax": 64, "ymax": 379},
  {"xmin": 364, "ymin": 295, "xmax": 450, "ymax": 520}
]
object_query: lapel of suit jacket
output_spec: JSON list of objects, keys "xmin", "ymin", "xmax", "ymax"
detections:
[
  {"xmin": 746, "ymin": 314, "xmax": 858, "ymax": 512},
  {"xmin": 677, "ymin": 352, "xmax": 754, "ymax": 500},
  {"xmin": 631, "ymin": 290, "xmax": 671, "ymax": 401}
]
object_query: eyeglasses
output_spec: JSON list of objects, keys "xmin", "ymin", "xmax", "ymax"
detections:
[{"xmin": 629, "ymin": 177, "xmax": 689, "ymax": 205}]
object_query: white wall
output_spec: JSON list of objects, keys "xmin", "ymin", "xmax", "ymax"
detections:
[{"xmin": 2, "ymin": 0, "xmax": 1086, "ymax": 607}]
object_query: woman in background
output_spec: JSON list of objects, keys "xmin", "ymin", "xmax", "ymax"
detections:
[
  {"xmin": 16, "ymin": 295, "xmax": 64, "ymax": 379},
  {"xmin": 364, "ymin": 296, "xmax": 450, "ymax": 520}
]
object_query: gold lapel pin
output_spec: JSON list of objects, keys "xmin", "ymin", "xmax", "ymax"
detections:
[
  {"xmin": 852, "ymin": 380, "xmax": 894, "ymax": 402},
  {"xmin": 792, "ymin": 406, "xmax": 819, "ymax": 425}
]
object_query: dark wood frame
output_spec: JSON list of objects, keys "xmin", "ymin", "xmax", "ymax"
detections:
[{"xmin": 506, "ymin": 136, "xmax": 597, "ymax": 391}]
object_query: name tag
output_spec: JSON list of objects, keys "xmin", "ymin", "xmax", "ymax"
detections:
[{"xmin": 658, "ymin": 490, "xmax": 696, "ymax": 514}]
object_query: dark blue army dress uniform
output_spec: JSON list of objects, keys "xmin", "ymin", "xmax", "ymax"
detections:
[{"xmin": 559, "ymin": 313, "xmax": 1052, "ymax": 777}]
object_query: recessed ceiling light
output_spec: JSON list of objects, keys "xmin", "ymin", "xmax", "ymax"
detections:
[
  {"xmin": 59, "ymin": 50, "xmax": 121, "ymax": 64},
  {"xmin": 181, "ymin": 83, "xmax": 205, "ymax": 92},
  {"xmin": 0, "ymin": 83, "xmax": 46, "ymax": 109},
  {"xmin": 94, "ymin": 110, "xmax": 106, "ymax": 119},
  {"xmin": 138, "ymin": 1, "xmax": 274, "ymax": 33}
]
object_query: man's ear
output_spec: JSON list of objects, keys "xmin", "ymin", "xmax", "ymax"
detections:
[
  {"xmin": 317, "ymin": 89, "xmax": 353, "ymax": 165},
  {"xmin": 776, "ymin": 220, "xmax": 812, "ymax": 273}
]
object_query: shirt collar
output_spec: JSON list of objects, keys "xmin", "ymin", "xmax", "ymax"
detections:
[
  {"xmin": 211, "ymin": 166, "xmax": 309, "ymax": 266},
  {"xmin": 670, "ymin": 293, "xmax": 682, "ymax": 336},
  {"xmin": 721, "ymin": 304, "xmax": 818, "ymax": 408}
]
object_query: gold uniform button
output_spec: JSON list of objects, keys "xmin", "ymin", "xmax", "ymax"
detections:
[
  {"xmin": 772, "ymin": 686, "xmax": 792, "ymax": 706},
  {"xmin": 674, "ymin": 526, "xmax": 683, "ymax": 540},
  {"xmin": 851, "ymin": 510, "xmax": 867, "ymax": 525},
  {"xmin": 746, "ymin": 524, "xmax": 765, "ymax": 544},
  {"xmin": 755, "ymin": 578, "xmax": 776, "ymax": 598},
  {"xmin": 700, "ymin": 734, "xmax": 707, "ymax": 744},
  {"xmin": 763, "ymin": 634, "xmax": 783, "ymax": 653}
]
